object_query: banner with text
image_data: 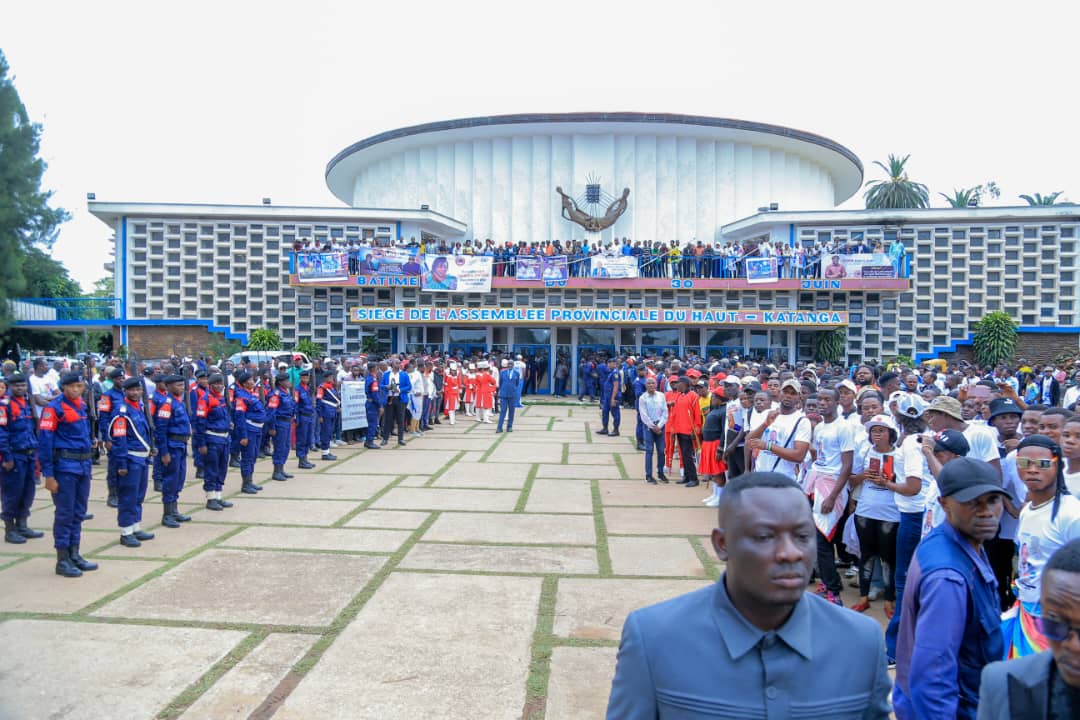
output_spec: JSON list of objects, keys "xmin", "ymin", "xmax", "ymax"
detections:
[
  {"xmin": 589, "ymin": 255, "xmax": 639, "ymax": 279},
  {"xmin": 296, "ymin": 252, "xmax": 349, "ymax": 283},
  {"xmin": 420, "ymin": 254, "xmax": 493, "ymax": 293},
  {"xmin": 340, "ymin": 380, "xmax": 368, "ymax": 431},
  {"xmin": 351, "ymin": 306, "xmax": 847, "ymax": 326},
  {"xmin": 516, "ymin": 255, "xmax": 569, "ymax": 285},
  {"xmin": 821, "ymin": 253, "xmax": 897, "ymax": 279},
  {"xmin": 745, "ymin": 257, "xmax": 778, "ymax": 284},
  {"xmin": 356, "ymin": 245, "xmax": 421, "ymax": 276}
]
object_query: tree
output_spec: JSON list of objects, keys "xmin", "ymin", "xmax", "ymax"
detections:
[
  {"xmin": 90, "ymin": 275, "xmax": 114, "ymax": 297},
  {"xmin": 295, "ymin": 338, "xmax": 324, "ymax": 358},
  {"xmin": 0, "ymin": 50, "xmax": 69, "ymax": 332},
  {"xmin": 863, "ymin": 154, "xmax": 930, "ymax": 209},
  {"xmin": 813, "ymin": 328, "xmax": 847, "ymax": 364},
  {"xmin": 1019, "ymin": 191, "xmax": 1066, "ymax": 206},
  {"xmin": 246, "ymin": 328, "xmax": 282, "ymax": 351},
  {"xmin": 206, "ymin": 336, "xmax": 242, "ymax": 363},
  {"xmin": 939, "ymin": 182, "xmax": 1000, "ymax": 208},
  {"xmin": 972, "ymin": 311, "xmax": 1017, "ymax": 366}
]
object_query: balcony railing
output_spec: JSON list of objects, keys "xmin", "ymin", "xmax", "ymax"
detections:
[{"xmin": 9, "ymin": 297, "xmax": 121, "ymax": 323}]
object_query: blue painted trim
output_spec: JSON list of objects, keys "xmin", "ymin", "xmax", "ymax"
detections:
[
  {"xmin": 120, "ymin": 216, "xmax": 128, "ymax": 346},
  {"xmin": 1017, "ymin": 325, "xmax": 1080, "ymax": 334},
  {"xmin": 396, "ymin": 221, "xmax": 402, "ymax": 242},
  {"xmin": 914, "ymin": 326, "xmax": 1080, "ymax": 364},
  {"xmin": 17, "ymin": 318, "xmax": 249, "ymax": 346},
  {"xmin": 789, "ymin": 223, "xmax": 795, "ymax": 248}
]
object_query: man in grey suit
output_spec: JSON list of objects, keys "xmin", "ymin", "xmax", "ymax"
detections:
[
  {"xmin": 978, "ymin": 539, "xmax": 1080, "ymax": 719},
  {"xmin": 606, "ymin": 471, "xmax": 892, "ymax": 719}
]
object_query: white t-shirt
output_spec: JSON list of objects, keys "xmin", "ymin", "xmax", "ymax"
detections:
[
  {"xmin": 1016, "ymin": 493, "xmax": 1080, "ymax": 604},
  {"xmin": 811, "ymin": 416, "xmax": 856, "ymax": 475},
  {"xmin": 755, "ymin": 412, "xmax": 812, "ymax": 481},
  {"xmin": 920, "ymin": 481, "xmax": 945, "ymax": 539},
  {"xmin": 855, "ymin": 447, "xmax": 902, "ymax": 522},
  {"xmin": 999, "ymin": 452, "xmax": 1029, "ymax": 541},
  {"xmin": 1064, "ymin": 470, "xmax": 1080, "ymax": 498},
  {"xmin": 28, "ymin": 374, "xmax": 57, "ymax": 420},
  {"xmin": 897, "ymin": 434, "xmax": 934, "ymax": 513},
  {"xmin": 962, "ymin": 424, "xmax": 1000, "ymax": 463}
]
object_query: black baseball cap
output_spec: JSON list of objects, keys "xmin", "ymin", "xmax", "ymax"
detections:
[
  {"xmin": 937, "ymin": 457, "xmax": 1006, "ymax": 503},
  {"xmin": 932, "ymin": 429, "xmax": 970, "ymax": 456}
]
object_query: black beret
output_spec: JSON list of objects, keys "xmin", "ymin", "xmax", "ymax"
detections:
[
  {"xmin": 195, "ymin": 370, "xmax": 208, "ymax": 379},
  {"xmin": 299, "ymin": 368, "xmax": 310, "ymax": 376},
  {"xmin": 275, "ymin": 373, "xmax": 290, "ymax": 384},
  {"xmin": 59, "ymin": 372, "xmax": 83, "ymax": 387},
  {"xmin": 162, "ymin": 374, "xmax": 185, "ymax": 384},
  {"xmin": 208, "ymin": 374, "xmax": 224, "ymax": 384},
  {"xmin": 107, "ymin": 367, "xmax": 124, "ymax": 379},
  {"xmin": 235, "ymin": 371, "xmax": 251, "ymax": 384},
  {"xmin": 122, "ymin": 378, "xmax": 143, "ymax": 390},
  {"xmin": 7, "ymin": 373, "xmax": 27, "ymax": 384},
  {"xmin": 143, "ymin": 367, "xmax": 156, "ymax": 376}
]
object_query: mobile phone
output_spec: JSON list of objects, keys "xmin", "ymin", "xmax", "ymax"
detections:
[
  {"xmin": 970, "ymin": 386, "xmax": 991, "ymax": 399},
  {"xmin": 869, "ymin": 457, "xmax": 881, "ymax": 473}
]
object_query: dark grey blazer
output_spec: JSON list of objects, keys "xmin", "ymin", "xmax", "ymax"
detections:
[{"xmin": 977, "ymin": 651, "xmax": 1054, "ymax": 720}]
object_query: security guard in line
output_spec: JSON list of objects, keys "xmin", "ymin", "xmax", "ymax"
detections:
[
  {"xmin": 38, "ymin": 372, "xmax": 98, "ymax": 578},
  {"xmin": 97, "ymin": 366, "xmax": 126, "ymax": 508},
  {"xmin": 596, "ymin": 358, "xmax": 622, "ymax": 436},
  {"xmin": 232, "ymin": 371, "xmax": 266, "ymax": 494},
  {"xmin": 315, "ymin": 373, "xmax": 340, "ymax": 461},
  {"xmin": 1, "ymin": 374, "xmax": 44, "ymax": 544},
  {"xmin": 268, "ymin": 373, "xmax": 296, "ymax": 481},
  {"xmin": 294, "ymin": 369, "xmax": 316, "ymax": 469},
  {"xmin": 154, "ymin": 374, "xmax": 193, "ymax": 529},
  {"xmin": 195, "ymin": 373, "xmax": 234, "ymax": 510},
  {"xmin": 364, "ymin": 362, "xmax": 383, "ymax": 450},
  {"xmin": 109, "ymin": 378, "xmax": 156, "ymax": 547},
  {"xmin": 149, "ymin": 374, "xmax": 169, "ymax": 493},
  {"xmin": 189, "ymin": 370, "xmax": 209, "ymax": 479},
  {"xmin": 228, "ymin": 376, "xmax": 243, "ymax": 469}
]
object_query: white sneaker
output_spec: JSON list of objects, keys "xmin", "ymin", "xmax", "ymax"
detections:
[
  {"xmin": 845, "ymin": 567, "xmax": 858, "ymax": 578},
  {"xmin": 704, "ymin": 495, "xmax": 720, "ymax": 507},
  {"xmin": 701, "ymin": 495, "xmax": 713, "ymax": 503}
]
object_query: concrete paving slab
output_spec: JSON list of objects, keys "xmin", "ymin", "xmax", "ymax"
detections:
[
  {"xmin": 0, "ymin": 556, "xmax": 164, "ymax": 613},
  {"xmin": 485, "ymin": 443, "xmax": 564, "ymax": 464},
  {"xmin": 93, "ymin": 549, "xmax": 384, "ymax": 626},
  {"xmin": 461, "ymin": 451, "xmax": 486, "ymax": 462},
  {"xmin": 501, "ymin": 433, "xmax": 577, "ymax": 442},
  {"xmin": 241, "ymin": 474, "xmax": 395, "ymax": 500},
  {"xmin": 604, "ymin": 506, "xmax": 717, "ymax": 536},
  {"xmin": 91, "ymin": 522, "xmax": 240, "ymax": 560},
  {"xmin": 0, "ymin": 619, "xmax": 247, "ymax": 720},
  {"xmin": 191, "ymin": 498, "xmax": 357, "ymax": 526},
  {"xmin": 598, "ymin": 480, "xmax": 711, "ymax": 507},
  {"xmin": 553, "ymin": 578, "xmax": 713, "ymax": 640},
  {"xmin": 566, "ymin": 453, "xmax": 616, "ymax": 465},
  {"xmin": 179, "ymin": 632, "xmax": 318, "ymax": 720},
  {"xmin": 401, "ymin": 543, "xmax": 598, "ymax": 574},
  {"xmin": 537, "ymin": 464, "xmax": 622, "ymax": 480},
  {"xmin": 220, "ymin": 526, "xmax": 411, "ymax": 553},
  {"xmin": 398, "ymin": 475, "xmax": 431, "ymax": 487},
  {"xmin": 274, "ymin": 573, "xmax": 540, "ymax": 720},
  {"xmin": 343, "ymin": 510, "xmax": 432, "ymax": 530},
  {"xmin": 0, "ymin": 531, "xmax": 112, "ymax": 557},
  {"xmin": 608, "ymin": 536, "xmax": 708, "ymax": 577},
  {"xmin": 371, "ymin": 487, "xmax": 519, "ymax": 512},
  {"xmin": 547, "ymin": 646, "xmax": 618, "ymax": 720},
  {"xmin": 404, "ymin": 438, "xmax": 494, "ymax": 451},
  {"xmin": 432, "ymin": 462, "xmax": 532, "ymax": 489},
  {"xmin": 326, "ymin": 449, "xmax": 460, "ymax": 475},
  {"xmin": 423, "ymin": 512, "xmax": 595, "ymax": 545},
  {"xmin": 522, "ymin": 406, "xmax": 571, "ymax": 416},
  {"xmin": 524, "ymin": 480, "xmax": 593, "ymax": 514}
]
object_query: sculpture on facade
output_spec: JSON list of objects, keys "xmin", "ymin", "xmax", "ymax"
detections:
[{"xmin": 556, "ymin": 186, "xmax": 630, "ymax": 232}]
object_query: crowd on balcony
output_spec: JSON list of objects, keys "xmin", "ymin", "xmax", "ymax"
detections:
[{"xmin": 293, "ymin": 234, "xmax": 908, "ymax": 279}]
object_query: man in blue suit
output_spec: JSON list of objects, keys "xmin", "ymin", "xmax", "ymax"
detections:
[
  {"xmin": 496, "ymin": 360, "xmax": 522, "ymax": 433},
  {"xmin": 606, "ymin": 471, "xmax": 892, "ymax": 719}
]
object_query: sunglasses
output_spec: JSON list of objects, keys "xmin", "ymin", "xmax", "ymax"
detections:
[
  {"xmin": 1034, "ymin": 615, "xmax": 1080, "ymax": 642},
  {"xmin": 1015, "ymin": 457, "xmax": 1057, "ymax": 469}
]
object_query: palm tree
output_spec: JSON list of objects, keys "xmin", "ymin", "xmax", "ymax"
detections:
[
  {"xmin": 863, "ymin": 154, "xmax": 930, "ymax": 209},
  {"xmin": 1019, "ymin": 191, "xmax": 1065, "ymax": 206},
  {"xmin": 940, "ymin": 187, "xmax": 980, "ymax": 208}
]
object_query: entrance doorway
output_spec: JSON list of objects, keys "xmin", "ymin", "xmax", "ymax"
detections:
[
  {"xmin": 449, "ymin": 343, "xmax": 487, "ymax": 360},
  {"xmin": 514, "ymin": 344, "xmax": 550, "ymax": 395}
]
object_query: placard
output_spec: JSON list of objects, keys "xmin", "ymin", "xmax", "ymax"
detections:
[
  {"xmin": 296, "ymin": 252, "xmax": 349, "ymax": 283},
  {"xmin": 340, "ymin": 380, "xmax": 368, "ymax": 431},
  {"xmin": 589, "ymin": 255, "xmax": 639, "ymax": 279},
  {"xmin": 821, "ymin": 253, "xmax": 897, "ymax": 279},
  {"xmin": 745, "ymin": 257, "xmax": 778, "ymax": 284},
  {"xmin": 420, "ymin": 254, "xmax": 493, "ymax": 293},
  {"xmin": 356, "ymin": 246, "xmax": 421, "ymax": 276}
]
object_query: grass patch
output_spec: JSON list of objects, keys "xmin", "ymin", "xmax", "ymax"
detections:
[
  {"xmin": 560, "ymin": 444, "xmax": 569, "ymax": 465},
  {"xmin": 514, "ymin": 464, "xmax": 540, "ymax": 513},
  {"xmin": 332, "ymin": 475, "xmax": 407, "ymax": 527},
  {"xmin": 688, "ymin": 535, "xmax": 722, "ymax": 581},
  {"xmin": 584, "ymin": 425, "xmax": 593, "ymax": 444},
  {"xmin": 589, "ymin": 479, "xmax": 613, "ymax": 577},
  {"xmin": 478, "ymin": 432, "xmax": 509, "ymax": 463},
  {"xmin": 546, "ymin": 417, "xmax": 556, "ymax": 431},
  {"xmin": 612, "ymin": 454, "xmax": 630, "ymax": 481},
  {"xmin": 156, "ymin": 630, "xmax": 270, "ymax": 719},
  {"xmin": 423, "ymin": 450, "xmax": 466, "ymax": 487},
  {"xmin": 522, "ymin": 575, "xmax": 558, "ymax": 720}
]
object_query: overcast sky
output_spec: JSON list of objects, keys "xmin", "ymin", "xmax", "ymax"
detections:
[{"xmin": 4, "ymin": 1, "xmax": 1079, "ymax": 291}]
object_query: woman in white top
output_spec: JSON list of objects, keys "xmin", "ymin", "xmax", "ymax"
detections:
[
  {"xmin": 1003, "ymin": 434, "xmax": 1080, "ymax": 657},
  {"xmin": 407, "ymin": 361, "xmax": 425, "ymax": 437},
  {"xmin": 850, "ymin": 414, "xmax": 902, "ymax": 617}
]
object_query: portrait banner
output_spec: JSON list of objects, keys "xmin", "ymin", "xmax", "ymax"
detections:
[
  {"xmin": 421, "ymin": 254, "xmax": 493, "ymax": 293},
  {"xmin": 821, "ymin": 253, "xmax": 897, "ymax": 280},
  {"xmin": 541, "ymin": 255, "xmax": 568, "ymax": 286},
  {"xmin": 515, "ymin": 256, "xmax": 543, "ymax": 281},
  {"xmin": 296, "ymin": 252, "xmax": 349, "ymax": 283},
  {"xmin": 340, "ymin": 380, "xmax": 368, "ymax": 431},
  {"xmin": 745, "ymin": 257, "xmax": 778, "ymax": 284},
  {"xmin": 589, "ymin": 255, "xmax": 639, "ymax": 279},
  {"xmin": 356, "ymin": 245, "xmax": 421, "ymax": 276}
]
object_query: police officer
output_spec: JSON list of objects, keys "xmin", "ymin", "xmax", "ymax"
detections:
[
  {"xmin": 228, "ymin": 374, "xmax": 243, "ymax": 469},
  {"xmin": 233, "ymin": 371, "xmax": 266, "ymax": 494},
  {"xmin": 38, "ymin": 372, "xmax": 98, "ymax": 578},
  {"xmin": 149, "ymin": 374, "xmax": 168, "ymax": 493},
  {"xmin": 364, "ymin": 362, "xmax": 383, "ymax": 450},
  {"xmin": 597, "ymin": 358, "xmax": 622, "ymax": 436},
  {"xmin": 1, "ymin": 374, "xmax": 43, "ymax": 544},
  {"xmin": 189, "ymin": 370, "xmax": 209, "ymax": 479},
  {"xmin": 294, "ymin": 369, "xmax": 316, "ymax": 469},
  {"xmin": 195, "ymin": 373, "xmax": 234, "ymax": 510},
  {"xmin": 97, "ymin": 366, "xmax": 126, "ymax": 508},
  {"xmin": 154, "ymin": 374, "xmax": 193, "ymax": 529},
  {"xmin": 268, "ymin": 373, "xmax": 296, "ymax": 481},
  {"xmin": 316, "ymin": 372, "xmax": 340, "ymax": 461},
  {"xmin": 109, "ymin": 378, "xmax": 156, "ymax": 547}
]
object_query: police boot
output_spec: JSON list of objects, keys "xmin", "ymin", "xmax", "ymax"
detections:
[
  {"xmin": 195, "ymin": 468, "xmax": 204, "ymax": 479},
  {"xmin": 133, "ymin": 529, "xmax": 155, "ymax": 541},
  {"xmin": 153, "ymin": 478, "xmax": 162, "ymax": 493},
  {"xmin": 217, "ymin": 496, "xmax": 233, "ymax": 508},
  {"xmin": 206, "ymin": 497, "xmax": 224, "ymax": 511},
  {"xmin": 119, "ymin": 533, "xmax": 141, "ymax": 548},
  {"xmin": 55, "ymin": 548, "xmax": 82, "ymax": 578},
  {"xmin": 321, "ymin": 452, "xmax": 337, "ymax": 461},
  {"xmin": 106, "ymin": 480, "xmax": 119, "ymax": 509},
  {"xmin": 16, "ymin": 517, "xmax": 44, "ymax": 539},
  {"xmin": 68, "ymin": 545, "xmax": 99, "ymax": 572},
  {"xmin": 229, "ymin": 455, "xmax": 242, "ymax": 469},
  {"xmin": 162, "ymin": 503, "xmax": 181, "ymax": 528},
  {"xmin": 298, "ymin": 457, "xmax": 316, "ymax": 469},
  {"xmin": 241, "ymin": 475, "xmax": 259, "ymax": 494},
  {"xmin": 364, "ymin": 442, "xmax": 380, "ymax": 450},
  {"xmin": 4, "ymin": 519, "xmax": 26, "ymax": 545},
  {"xmin": 272, "ymin": 465, "xmax": 289, "ymax": 481},
  {"xmin": 172, "ymin": 503, "xmax": 191, "ymax": 523}
]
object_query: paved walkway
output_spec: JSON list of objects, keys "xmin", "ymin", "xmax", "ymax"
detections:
[{"xmin": 0, "ymin": 403, "xmax": 887, "ymax": 719}]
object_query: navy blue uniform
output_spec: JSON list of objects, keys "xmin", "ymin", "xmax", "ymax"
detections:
[
  {"xmin": 315, "ymin": 381, "xmax": 340, "ymax": 453},
  {"xmin": 97, "ymin": 384, "xmax": 125, "ymax": 495},
  {"xmin": 149, "ymin": 389, "xmax": 168, "ymax": 489},
  {"xmin": 580, "ymin": 360, "xmax": 598, "ymax": 400},
  {"xmin": 0, "ymin": 395, "xmax": 38, "ymax": 523},
  {"xmin": 268, "ymin": 386, "xmax": 296, "ymax": 467},
  {"xmin": 153, "ymin": 392, "xmax": 192, "ymax": 505},
  {"xmin": 109, "ymin": 399, "xmax": 152, "ymax": 529},
  {"xmin": 38, "ymin": 396, "xmax": 93, "ymax": 550},
  {"xmin": 294, "ymin": 381, "xmax": 314, "ymax": 461},
  {"xmin": 601, "ymin": 367, "xmax": 622, "ymax": 432},
  {"xmin": 233, "ymin": 387, "xmax": 266, "ymax": 477},
  {"xmin": 365, "ymin": 374, "xmax": 383, "ymax": 445},
  {"xmin": 195, "ymin": 390, "xmax": 231, "ymax": 494},
  {"xmin": 189, "ymin": 383, "xmax": 208, "ymax": 471}
]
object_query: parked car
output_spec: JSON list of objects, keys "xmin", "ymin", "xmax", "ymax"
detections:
[{"xmin": 227, "ymin": 351, "xmax": 312, "ymax": 370}]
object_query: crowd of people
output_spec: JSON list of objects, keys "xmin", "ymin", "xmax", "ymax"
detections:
[{"xmin": 294, "ymin": 233, "xmax": 910, "ymax": 279}]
